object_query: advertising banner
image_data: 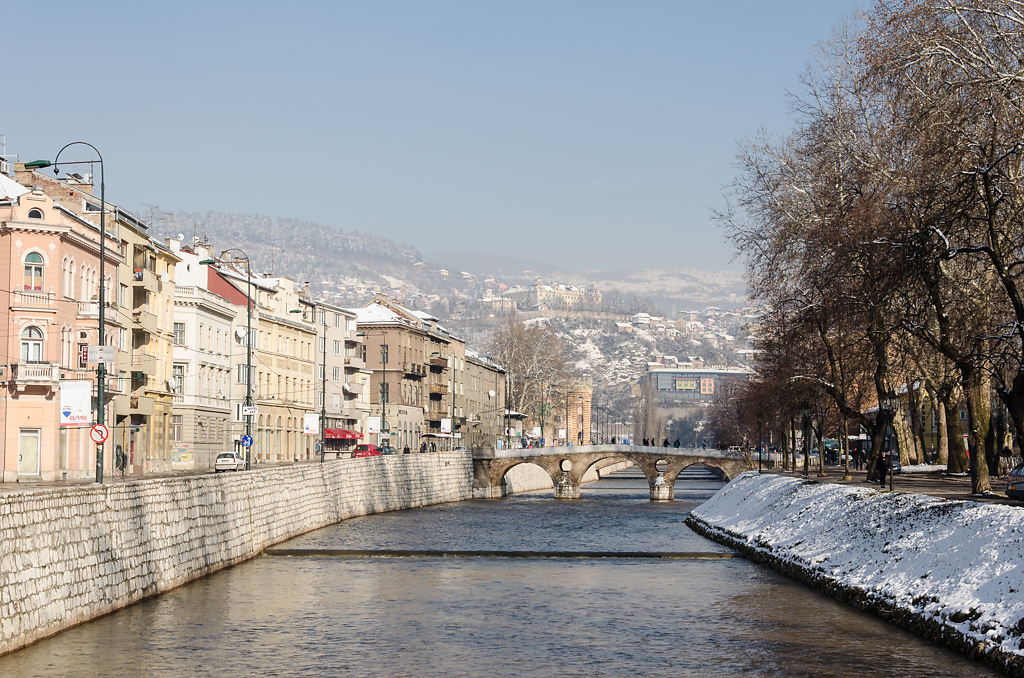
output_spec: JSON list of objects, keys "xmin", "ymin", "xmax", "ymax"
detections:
[
  {"xmin": 303, "ymin": 413, "xmax": 319, "ymax": 435},
  {"xmin": 367, "ymin": 416, "xmax": 381, "ymax": 434},
  {"xmin": 441, "ymin": 418, "xmax": 452, "ymax": 433},
  {"xmin": 60, "ymin": 381, "xmax": 91, "ymax": 427}
]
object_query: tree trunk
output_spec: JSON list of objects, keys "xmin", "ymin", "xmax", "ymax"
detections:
[
  {"xmin": 790, "ymin": 416, "xmax": 797, "ymax": 471},
  {"xmin": 907, "ymin": 383, "xmax": 925, "ymax": 462},
  {"xmin": 936, "ymin": 400, "xmax": 948, "ymax": 464},
  {"xmin": 892, "ymin": 402, "xmax": 915, "ymax": 466},
  {"xmin": 963, "ymin": 370, "xmax": 992, "ymax": 494}
]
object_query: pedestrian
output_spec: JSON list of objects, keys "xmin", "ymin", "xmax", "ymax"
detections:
[
  {"xmin": 419, "ymin": 442, "xmax": 427, "ymax": 453},
  {"xmin": 430, "ymin": 442, "xmax": 437, "ymax": 453},
  {"xmin": 610, "ymin": 436, "xmax": 616, "ymax": 444},
  {"xmin": 642, "ymin": 438, "xmax": 648, "ymax": 446},
  {"xmin": 673, "ymin": 438, "xmax": 680, "ymax": 448},
  {"xmin": 663, "ymin": 438, "xmax": 669, "ymax": 447},
  {"xmin": 878, "ymin": 451, "xmax": 888, "ymax": 487},
  {"xmin": 403, "ymin": 444, "xmax": 410, "ymax": 455}
]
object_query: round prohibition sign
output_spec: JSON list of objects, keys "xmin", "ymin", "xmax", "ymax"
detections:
[{"xmin": 89, "ymin": 424, "xmax": 110, "ymax": 444}]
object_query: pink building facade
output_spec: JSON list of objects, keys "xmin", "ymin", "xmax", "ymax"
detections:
[{"xmin": 0, "ymin": 177, "xmax": 122, "ymax": 481}]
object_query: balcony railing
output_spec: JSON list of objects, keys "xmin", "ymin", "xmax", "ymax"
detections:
[
  {"xmin": 12, "ymin": 290, "xmax": 55, "ymax": 308},
  {"xmin": 131, "ymin": 352, "xmax": 157, "ymax": 374},
  {"xmin": 9, "ymin": 362, "xmax": 58, "ymax": 385},
  {"xmin": 132, "ymin": 309, "xmax": 158, "ymax": 334},
  {"xmin": 132, "ymin": 268, "xmax": 159, "ymax": 294}
]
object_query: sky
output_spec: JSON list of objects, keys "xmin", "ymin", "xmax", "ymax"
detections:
[{"xmin": 5, "ymin": 1, "xmax": 864, "ymax": 272}]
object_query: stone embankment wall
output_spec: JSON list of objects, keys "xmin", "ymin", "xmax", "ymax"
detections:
[
  {"xmin": 0, "ymin": 453, "xmax": 472, "ymax": 656},
  {"xmin": 688, "ymin": 472, "xmax": 1024, "ymax": 677}
]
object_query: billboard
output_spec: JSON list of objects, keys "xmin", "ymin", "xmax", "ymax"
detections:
[
  {"xmin": 60, "ymin": 381, "xmax": 91, "ymax": 427},
  {"xmin": 303, "ymin": 413, "xmax": 319, "ymax": 435}
]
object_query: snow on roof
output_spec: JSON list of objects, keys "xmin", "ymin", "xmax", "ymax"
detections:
[
  {"xmin": 355, "ymin": 303, "xmax": 408, "ymax": 325},
  {"xmin": 0, "ymin": 174, "xmax": 30, "ymax": 202}
]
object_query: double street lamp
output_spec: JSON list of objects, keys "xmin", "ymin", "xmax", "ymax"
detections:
[
  {"xmin": 880, "ymin": 391, "xmax": 900, "ymax": 491},
  {"xmin": 200, "ymin": 250, "xmax": 253, "ymax": 470},
  {"xmin": 27, "ymin": 142, "xmax": 108, "ymax": 483}
]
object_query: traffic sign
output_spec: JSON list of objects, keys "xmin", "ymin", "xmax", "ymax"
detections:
[
  {"xmin": 241, "ymin": 434, "xmax": 254, "ymax": 448},
  {"xmin": 89, "ymin": 424, "xmax": 110, "ymax": 444},
  {"xmin": 242, "ymin": 405, "xmax": 258, "ymax": 416}
]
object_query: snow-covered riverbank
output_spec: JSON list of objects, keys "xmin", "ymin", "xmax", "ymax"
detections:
[{"xmin": 687, "ymin": 472, "xmax": 1024, "ymax": 676}]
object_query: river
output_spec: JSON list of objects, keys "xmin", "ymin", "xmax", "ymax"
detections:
[{"xmin": 0, "ymin": 470, "xmax": 999, "ymax": 677}]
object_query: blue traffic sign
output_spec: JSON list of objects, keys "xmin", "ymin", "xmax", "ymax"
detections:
[{"xmin": 241, "ymin": 434, "xmax": 253, "ymax": 448}]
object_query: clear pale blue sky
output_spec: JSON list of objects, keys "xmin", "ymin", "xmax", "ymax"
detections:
[{"xmin": 6, "ymin": 1, "xmax": 862, "ymax": 271}]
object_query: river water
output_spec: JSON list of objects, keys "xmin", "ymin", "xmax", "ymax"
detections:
[{"xmin": 0, "ymin": 471, "xmax": 999, "ymax": 677}]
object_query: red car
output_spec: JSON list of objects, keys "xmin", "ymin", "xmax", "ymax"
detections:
[{"xmin": 352, "ymin": 444, "xmax": 382, "ymax": 458}]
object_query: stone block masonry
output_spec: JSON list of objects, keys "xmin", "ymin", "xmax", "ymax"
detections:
[{"xmin": 0, "ymin": 452, "xmax": 473, "ymax": 656}]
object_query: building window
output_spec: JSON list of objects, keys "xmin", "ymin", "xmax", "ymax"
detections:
[
  {"xmin": 170, "ymin": 415, "xmax": 183, "ymax": 442},
  {"xmin": 381, "ymin": 344, "xmax": 389, "ymax": 364},
  {"xmin": 333, "ymin": 367, "xmax": 341, "ymax": 381},
  {"xmin": 237, "ymin": 364, "xmax": 251, "ymax": 385},
  {"xmin": 27, "ymin": 208, "xmax": 43, "ymax": 219},
  {"xmin": 21, "ymin": 326, "xmax": 44, "ymax": 363},
  {"xmin": 23, "ymin": 252, "xmax": 44, "ymax": 291},
  {"xmin": 333, "ymin": 340, "xmax": 341, "ymax": 355},
  {"xmin": 334, "ymin": 313, "xmax": 341, "ymax": 328},
  {"xmin": 173, "ymin": 322, "xmax": 185, "ymax": 345},
  {"xmin": 172, "ymin": 364, "xmax": 185, "ymax": 394}
]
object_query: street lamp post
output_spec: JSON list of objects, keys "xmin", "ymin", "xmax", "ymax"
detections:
[
  {"xmin": 320, "ymin": 307, "xmax": 327, "ymax": 462},
  {"xmin": 201, "ymin": 249, "xmax": 252, "ymax": 470},
  {"xmin": 881, "ymin": 391, "xmax": 900, "ymax": 491},
  {"xmin": 27, "ymin": 143, "xmax": 107, "ymax": 483}
]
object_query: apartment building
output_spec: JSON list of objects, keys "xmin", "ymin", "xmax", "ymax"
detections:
[
  {"xmin": 299, "ymin": 299, "xmax": 370, "ymax": 453},
  {"xmin": 168, "ymin": 238, "xmax": 234, "ymax": 470},
  {"xmin": 0, "ymin": 175, "xmax": 122, "ymax": 481}
]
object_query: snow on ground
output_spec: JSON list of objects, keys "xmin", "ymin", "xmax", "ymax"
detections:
[
  {"xmin": 901, "ymin": 463, "xmax": 947, "ymax": 473},
  {"xmin": 691, "ymin": 472, "xmax": 1024, "ymax": 662}
]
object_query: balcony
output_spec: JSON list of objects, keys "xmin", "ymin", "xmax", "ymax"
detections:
[
  {"xmin": 429, "ymin": 357, "xmax": 448, "ymax": 369},
  {"xmin": 131, "ymin": 309, "xmax": 158, "ymax": 335},
  {"xmin": 128, "ymin": 393, "xmax": 155, "ymax": 416},
  {"xmin": 427, "ymin": 407, "xmax": 448, "ymax": 421},
  {"xmin": 8, "ymin": 362, "xmax": 58, "ymax": 387},
  {"xmin": 116, "ymin": 349, "xmax": 132, "ymax": 371},
  {"xmin": 429, "ymin": 384, "xmax": 449, "ymax": 395},
  {"xmin": 77, "ymin": 300, "xmax": 117, "ymax": 321},
  {"xmin": 132, "ymin": 268, "xmax": 158, "ymax": 293},
  {"xmin": 131, "ymin": 352, "xmax": 156, "ymax": 375},
  {"xmin": 344, "ymin": 355, "xmax": 365, "ymax": 369},
  {"xmin": 404, "ymin": 362, "xmax": 426, "ymax": 378},
  {"xmin": 11, "ymin": 290, "xmax": 55, "ymax": 309}
]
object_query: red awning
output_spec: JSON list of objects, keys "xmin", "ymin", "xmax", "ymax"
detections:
[{"xmin": 324, "ymin": 429, "xmax": 363, "ymax": 440}]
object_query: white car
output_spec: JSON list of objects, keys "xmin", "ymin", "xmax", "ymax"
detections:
[{"xmin": 214, "ymin": 451, "xmax": 245, "ymax": 472}]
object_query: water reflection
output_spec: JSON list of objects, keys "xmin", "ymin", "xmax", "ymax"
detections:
[{"xmin": 0, "ymin": 472, "xmax": 999, "ymax": 677}]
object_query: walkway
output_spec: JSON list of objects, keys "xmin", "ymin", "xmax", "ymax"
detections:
[{"xmin": 772, "ymin": 463, "xmax": 1023, "ymax": 507}]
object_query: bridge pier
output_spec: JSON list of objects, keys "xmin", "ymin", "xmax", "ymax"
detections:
[
  {"xmin": 554, "ymin": 472, "xmax": 580, "ymax": 499},
  {"xmin": 650, "ymin": 474, "xmax": 673, "ymax": 501}
]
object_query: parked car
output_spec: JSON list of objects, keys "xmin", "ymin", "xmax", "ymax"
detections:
[
  {"xmin": 1006, "ymin": 464, "xmax": 1024, "ymax": 500},
  {"xmin": 353, "ymin": 444, "xmax": 382, "ymax": 458},
  {"xmin": 214, "ymin": 451, "xmax": 245, "ymax": 472},
  {"xmin": 379, "ymin": 445, "xmax": 397, "ymax": 455}
]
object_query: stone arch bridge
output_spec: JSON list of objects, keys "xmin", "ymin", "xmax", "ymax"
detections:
[{"xmin": 472, "ymin": 444, "xmax": 753, "ymax": 500}]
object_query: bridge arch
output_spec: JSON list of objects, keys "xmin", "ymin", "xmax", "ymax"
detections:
[{"xmin": 471, "ymin": 445, "xmax": 752, "ymax": 500}]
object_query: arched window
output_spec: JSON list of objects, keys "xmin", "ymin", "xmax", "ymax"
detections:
[
  {"xmin": 27, "ymin": 208, "xmax": 43, "ymax": 219},
  {"xmin": 23, "ymin": 252, "xmax": 43, "ymax": 291},
  {"xmin": 21, "ymin": 326, "xmax": 44, "ymax": 363}
]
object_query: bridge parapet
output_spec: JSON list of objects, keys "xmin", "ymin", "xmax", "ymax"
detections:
[{"xmin": 472, "ymin": 444, "xmax": 752, "ymax": 500}]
